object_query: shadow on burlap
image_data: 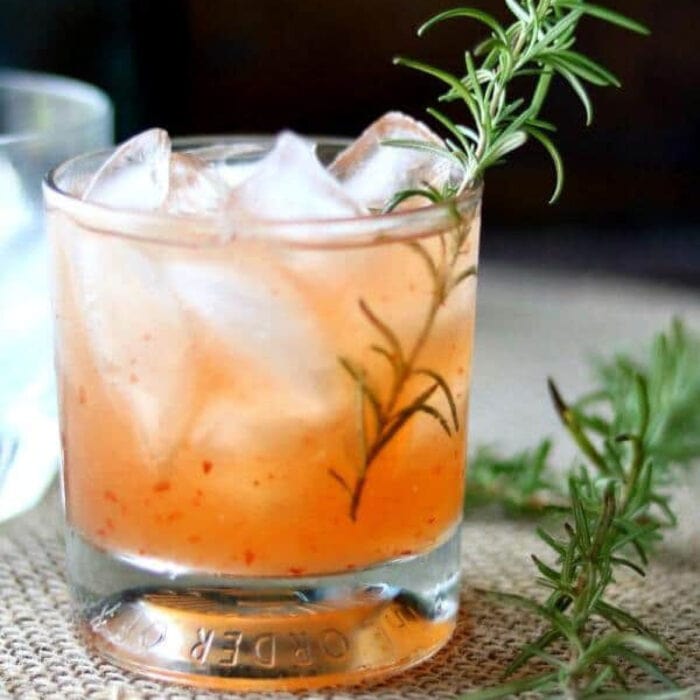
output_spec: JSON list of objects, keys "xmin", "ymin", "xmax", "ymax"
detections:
[{"xmin": 0, "ymin": 486, "xmax": 698, "ymax": 700}]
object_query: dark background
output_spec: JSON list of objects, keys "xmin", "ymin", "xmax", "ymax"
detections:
[{"xmin": 1, "ymin": 0, "xmax": 698, "ymax": 285}]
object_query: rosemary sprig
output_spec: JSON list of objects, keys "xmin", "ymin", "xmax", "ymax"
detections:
[
  {"xmin": 335, "ymin": 2, "xmax": 649, "ymax": 517},
  {"xmin": 330, "ymin": 196, "xmax": 476, "ymax": 519},
  {"xmin": 463, "ymin": 321, "xmax": 700, "ymax": 698},
  {"xmin": 466, "ymin": 439, "xmax": 566, "ymax": 514},
  {"xmin": 467, "ymin": 321, "xmax": 700, "ymax": 513},
  {"xmin": 389, "ymin": 0, "xmax": 649, "ymax": 202}
]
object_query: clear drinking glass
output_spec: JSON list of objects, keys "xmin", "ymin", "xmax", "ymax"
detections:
[
  {"xmin": 0, "ymin": 70, "xmax": 113, "ymax": 521},
  {"xmin": 44, "ymin": 137, "xmax": 481, "ymax": 690}
]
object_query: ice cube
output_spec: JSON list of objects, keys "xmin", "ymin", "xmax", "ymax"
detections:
[
  {"xmin": 166, "ymin": 256, "xmax": 340, "ymax": 410},
  {"xmin": 226, "ymin": 131, "xmax": 365, "ymax": 221},
  {"xmin": 215, "ymin": 160, "xmax": 260, "ymax": 189},
  {"xmin": 162, "ymin": 153, "xmax": 228, "ymax": 216},
  {"xmin": 189, "ymin": 393, "xmax": 327, "ymax": 466},
  {"xmin": 67, "ymin": 231, "xmax": 194, "ymax": 464},
  {"xmin": 183, "ymin": 143, "xmax": 262, "ymax": 188},
  {"xmin": 83, "ymin": 128, "xmax": 171, "ymax": 210},
  {"xmin": 330, "ymin": 111, "xmax": 459, "ymax": 210}
]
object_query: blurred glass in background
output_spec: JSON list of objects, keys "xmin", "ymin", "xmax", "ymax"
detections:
[{"xmin": 0, "ymin": 70, "xmax": 112, "ymax": 522}]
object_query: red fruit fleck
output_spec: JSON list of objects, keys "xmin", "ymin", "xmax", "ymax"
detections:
[
  {"xmin": 244, "ymin": 549, "xmax": 255, "ymax": 566},
  {"xmin": 153, "ymin": 480, "xmax": 170, "ymax": 493},
  {"xmin": 129, "ymin": 373, "xmax": 139, "ymax": 384},
  {"xmin": 96, "ymin": 528, "xmax": 106, "ymax": 537},
  {"xmin": 166, "ymin": 510, "xmax": 183, "ymax": 522},
  {"xmin": 106, "ymin": 518, "xmax": 115, "ymax": 530},
  {"xmin": 288, "ymin": 567, "xmax": 305, "ymax": 576},
  {"xmin": 253, "ymin": 480, "xmax": 260, "ymax": 487},
  {"xmin": 187, "ymin": 535, "xmax": 201, "ymax": 544},
  {"xmin": 427, "ymin": 516, "xmax": 437, "ymax": 525},
  {"xmin": 104, "ymin": 490, "xmax": 118, "ymax": 503},
  {"xmin": 78, "ymin": 386, "xmax": 87, "ymax": 405},
  {"xmin": 202, "ymin": 460, "xmax": 213, "ymax": 474},
  {"xmin": 142, "ymin": 332, "xmax": 152, "ymax": 341}
]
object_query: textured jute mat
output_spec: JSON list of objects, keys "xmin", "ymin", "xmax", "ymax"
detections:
[{"xmin": 1, "ymin": 482, "xmax": 698, "ymax": 700}]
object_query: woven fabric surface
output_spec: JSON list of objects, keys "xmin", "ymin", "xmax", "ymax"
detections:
[{"xmin": 1, "ymin": 268, "xmax": 699, "ymax": 698}]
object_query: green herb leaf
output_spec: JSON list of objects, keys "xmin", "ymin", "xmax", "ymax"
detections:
[
  {"xmin": 391, "ymin": 1, "xmax": 648, "ymax": 204},
  {"xmin": 465, "ymin": 322, "xmax": 700, "ymax": 697}
]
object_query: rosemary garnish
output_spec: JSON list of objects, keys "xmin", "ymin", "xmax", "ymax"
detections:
[
  {"xmin": 333, "ymin": 0, "xmax": 650, "ymax": 518},
  {"xmin": 330, "ymin": 194, "xmax": 476, "ymax": 520},
  {"xmin": 467, "ymin": 321, "xmax": 700, "ymax": 514},
  {"xmin": 466, "ymin": 439, "xmax": 565, "ymax": 515},
  {"xmin": 463, "ymin": 321, "xmax": 700, "ymax": 699},
  {"xmin": 389, "ymin": 0, "xmax": 649, "ymax": 202}
]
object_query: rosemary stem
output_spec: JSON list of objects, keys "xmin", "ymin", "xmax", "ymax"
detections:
[
  {"xmin": 346, "ymin": 216, "xmax": 469, "ymax": 519},
  {"xmin": 348, "ymin": 268, "xmax": 445, "ymax": 520},
  {"xmin": 385, "ymin": 294, "xmax": 442, "ymax": 417}
]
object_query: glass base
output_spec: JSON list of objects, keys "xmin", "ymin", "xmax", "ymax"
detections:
[{"xmin": 66, "ymin": 527, "xmax": 461, "ymax": 691}]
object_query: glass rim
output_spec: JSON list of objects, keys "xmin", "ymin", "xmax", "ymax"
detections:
[
  {"xmin": 0, "ymin": 69, "xmax": 113, "ymax": 146},
  {"xmin": 43, "ymin": 134, "xmax": 483, "ymax": 250}
]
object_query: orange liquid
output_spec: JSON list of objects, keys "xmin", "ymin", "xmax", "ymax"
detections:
[{"xmin": 52, "ymin": 212, "xmax": 478, "ymax": 577}]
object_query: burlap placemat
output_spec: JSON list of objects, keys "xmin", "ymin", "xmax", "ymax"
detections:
[{"xmin": 1, "ymin": 482, "xmax": 698, "ymax": 700}]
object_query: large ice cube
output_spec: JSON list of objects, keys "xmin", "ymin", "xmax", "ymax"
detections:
[
  {"xmin": 167, "ymin": 256, "xmax": 340, "ymax": 410},
  {"xmin": 83, "ymin": 128, "xmax": 171, "ymax": 210},
  {"xmin": 226, "ymin": 131, "xmax": 365, "ymax": 221},
  {"xmin": 330, "ymin": 111, "xmax": 458, "ymax": 210},
  {"xmin": 162, "ymin": 153, "xmax": 228, "ymax": 216},
  {"xmin": 67, "ymin": 231, "xmax": 194, "ymax": 464}
]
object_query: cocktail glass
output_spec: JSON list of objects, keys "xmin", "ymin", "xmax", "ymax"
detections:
[{"xmin": 44, "ymin": 135, "xmax": 481, "ymax": 690}]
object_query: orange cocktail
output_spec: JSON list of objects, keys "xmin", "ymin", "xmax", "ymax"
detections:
[{"xmin": 46, "ymin": 130, "xmax": 481, "ymax": 689}]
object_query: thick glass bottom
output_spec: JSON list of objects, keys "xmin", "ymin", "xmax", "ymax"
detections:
[{"xmin": 67, "ymin": 526, "xmax": 461, "ymax": 691}]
